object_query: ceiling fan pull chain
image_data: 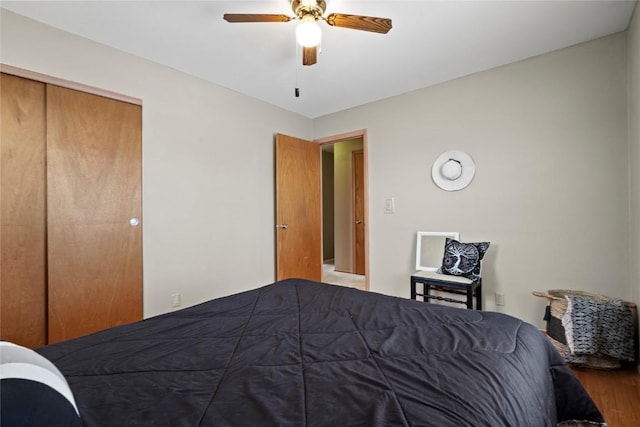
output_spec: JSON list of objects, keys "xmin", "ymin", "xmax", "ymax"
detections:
[{"xmin": 294, "ymin": 38, "xmax": 300, "ymax": 97}]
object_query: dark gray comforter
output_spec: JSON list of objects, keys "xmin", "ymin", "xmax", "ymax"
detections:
[{"xmin": 37, "ymin": 279, "xmax": 604, "ymax": 426}]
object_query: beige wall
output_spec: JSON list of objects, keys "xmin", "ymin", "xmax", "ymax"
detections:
[
  {"xmin": 2, "ymin": 9, "xmax": 636, "ymax": 330},
  {"xmin": 0, "ymin": 10, "xmax": 312, "ymax": 317},
  {"xmin": 628, "ymin": 3, "xmax": 640, "ymax": 355},
  {"xmin": 314, "ymin": 33, "xmax": 630, "ymax": 327}
]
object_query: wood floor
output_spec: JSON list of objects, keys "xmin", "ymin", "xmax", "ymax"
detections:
[{"xmin": 571, "ymin": 365, "xmax": 640, "ymax": 427}]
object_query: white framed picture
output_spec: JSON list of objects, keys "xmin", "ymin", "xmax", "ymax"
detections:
[{"xmin": 415, "ymin": 231, "xmax": 459, "ymax": 271}]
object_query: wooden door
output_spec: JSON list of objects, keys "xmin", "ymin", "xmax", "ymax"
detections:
[
  {"xmin": 275, "ymin": 134, "xmax": 322, "ymax": 281},
  {"xmin": 46, "ymin": 85, "xmax": 142, "ymax": 343},
  {"xmin": 352, "ymin": 150, "xmax": 365, "ymax": 275},
  {"xmin": 0, "ymin": 73, "xmax": 47, "ymax": 348}
]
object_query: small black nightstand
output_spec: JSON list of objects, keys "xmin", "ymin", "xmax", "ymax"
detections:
[{"xmin": 411, "ymin": 270, "xmax": 482, "ymax": 310}]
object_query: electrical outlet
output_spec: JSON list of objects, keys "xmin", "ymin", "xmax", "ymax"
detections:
[
  {"xmin": 171, "ymin": 293, "xmax": 181, "ymax": 308},
  {"xmin": 495, "ymin": 292, "xmax": 505, "ymax": 306}
]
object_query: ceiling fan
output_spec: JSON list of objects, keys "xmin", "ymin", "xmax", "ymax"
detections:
[{"xmin": 223, "ymin": 0, "xmax": 392, "ymax": 66}]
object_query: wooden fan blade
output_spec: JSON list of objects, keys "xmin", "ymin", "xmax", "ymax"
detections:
[
  {"xmin": 303, "ymin": 46, "xmax": 317, "ymax": 66},
  {"xmin": 223, "ymin": 14, "xmax": 292, "ymax": 23},
  {"xmin": 325, "ymin": 13, "xmax": 392, "ymax": 34}
]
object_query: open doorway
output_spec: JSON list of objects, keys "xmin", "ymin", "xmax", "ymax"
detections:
[{"xmin": 320, "ymin": 134, "xmax": 367, "ymax": 291}]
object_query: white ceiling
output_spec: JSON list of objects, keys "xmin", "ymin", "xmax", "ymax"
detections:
[{"xmin": 1, "ymin": 1, "xmax": 636, "ymax": 118}]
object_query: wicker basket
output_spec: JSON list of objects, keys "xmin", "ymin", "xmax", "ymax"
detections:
[{"xmin": 533, "ymin": 289, "xmax": 637, "ymax": 369}]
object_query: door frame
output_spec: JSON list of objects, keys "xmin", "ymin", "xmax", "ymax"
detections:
[{"xmin": 317, "ymin": 130, "xmax": 369, "ymax": 290}]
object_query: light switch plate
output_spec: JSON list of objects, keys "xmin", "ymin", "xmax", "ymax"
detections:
[{"xmin": 384, "ymin": 197, "xmax": 395, "ymax": 214}]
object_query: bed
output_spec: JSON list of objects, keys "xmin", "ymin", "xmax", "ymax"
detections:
[{"xmin": 9, "ymin": 279, "xmax": 604, "ymax": 426}]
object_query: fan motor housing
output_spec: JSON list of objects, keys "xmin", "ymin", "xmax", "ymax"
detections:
[{"xmin": 291, "ymin": 0, "xmax": 326, "ymax": 19}]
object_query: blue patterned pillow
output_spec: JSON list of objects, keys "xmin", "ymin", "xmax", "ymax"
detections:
[{"xmin": 438, "ymin": 238, "xmax": 490, "ymax": 281}]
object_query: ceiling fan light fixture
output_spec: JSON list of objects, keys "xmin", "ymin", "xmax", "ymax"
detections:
[
  {"xmin": 296, "ymin": 15, "xmax": 321, "ymax": 47},
  {"xmin": 224, "ymin": 0, "xmax": 391, "ymax": 66}
]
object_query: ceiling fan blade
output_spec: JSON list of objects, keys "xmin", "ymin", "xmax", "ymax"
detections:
[
  {"xmin": 325, "ymin": 13, "xmax": 392, "ymax": 34},
  {"xmin": 303, "ymin": 46, "xmax": 317, "ymax": 66},
  {"xmin": 223, "ymin": 14, "xmax": 292, "ymax": 23}
]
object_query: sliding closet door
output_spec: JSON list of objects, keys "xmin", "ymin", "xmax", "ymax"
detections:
[
  {"xmin": 46, "ymin": 85, "xmax": 142, "ymax": 343},
  {"xmin": 0, "ymin": 73, "xmax": 47, "ymax": 348}
]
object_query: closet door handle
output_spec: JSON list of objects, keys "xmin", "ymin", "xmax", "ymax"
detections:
[
  {"xmin": 276, "ymin": 224, "xmax": 289, "ymax": 229},
  {"xmin": 129, "ymin": 217, "xmax": 140, "ymax": 227}
]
